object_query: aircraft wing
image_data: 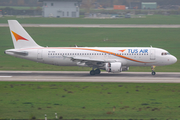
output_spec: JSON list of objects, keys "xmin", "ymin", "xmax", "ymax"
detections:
[
  {"xmin": 71, "ymin": 56, "xmax": 106, "ymax": 62},
  {"xmin": 63, "ymin": 56, "xmax": 108, "ymax": 67}
]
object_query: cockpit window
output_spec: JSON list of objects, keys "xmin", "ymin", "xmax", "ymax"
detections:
[{"xmin": 161, "ymin": 52, "xmax": 170, "ymax": 55}]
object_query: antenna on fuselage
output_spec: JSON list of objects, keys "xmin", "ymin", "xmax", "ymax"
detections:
[{"xmin": 74, "ymin": 44, "xmax": 78, "ymax": 47}]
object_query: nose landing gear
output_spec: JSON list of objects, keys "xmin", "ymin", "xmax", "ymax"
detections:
[
  {"xmin": 90, "ymin": 69, "xmax": 101, "ymax": 75},
  {"xmin": 151, "ymin": 66, "xmax": 156, "ymax": 75}
]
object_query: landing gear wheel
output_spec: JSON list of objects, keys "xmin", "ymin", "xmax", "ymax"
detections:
[
  {"xmin": 151, "ymin": 66, "xmax": 156, "ymax": 75},
  {"xmin": 90, "ymin": 70, "xmax": 95, "ymax": 75},
  {"xmin": 152, "ymin": 71, "xmax": 156, "ymax": 75},
  {"xmin": 95, "ymin": 69, "xmax": 101, "ymax": 74}
]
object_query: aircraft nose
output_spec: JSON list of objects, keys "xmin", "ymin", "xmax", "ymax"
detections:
[{"xmin": 171, "ymin": 56, "xmax": 177, "ymax": 64}]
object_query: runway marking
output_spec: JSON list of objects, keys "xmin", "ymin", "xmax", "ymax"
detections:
[{"xmin": 0, "ymin": 76, "xmax": 12, "ymax": 77}]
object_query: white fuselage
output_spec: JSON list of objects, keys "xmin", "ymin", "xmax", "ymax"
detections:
[{"xmin": 5, "ymin": 47, "xmax": 177, "ymax": 69}]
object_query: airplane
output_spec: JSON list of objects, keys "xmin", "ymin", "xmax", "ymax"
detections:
[{"xmin": 5, "ymin": 20, "xmax": 177, "ymax": 75}]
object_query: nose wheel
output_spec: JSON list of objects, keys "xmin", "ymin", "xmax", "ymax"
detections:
[
  {"xmin": 152, "ymin": 71, "xmax": 156, "ymax": 75},
  {"xmin": 151, "ymin": 66, "xmax": 156, "ymax": 75},
  {"xmin": 90, "ymin": 69, "xmax": 101, "ymax": 75}
]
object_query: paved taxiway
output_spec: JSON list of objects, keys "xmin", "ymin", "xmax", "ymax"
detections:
[
  {"xmin": 1, "ymin": 24, "xmax": 180, "ymax": 28},
  {"xmin": 0, "ymin": 71, "xmax": 179, "ymax": 83}
]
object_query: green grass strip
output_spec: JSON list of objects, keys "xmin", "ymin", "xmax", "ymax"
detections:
[{"xmin": 0, "ymin": 82, "xmax": 180, "ymax": 119}]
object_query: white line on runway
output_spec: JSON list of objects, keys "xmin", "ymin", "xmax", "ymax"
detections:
[{"xmin": 0, "ymin": 76, "xmax": 12, "ymax": 77}]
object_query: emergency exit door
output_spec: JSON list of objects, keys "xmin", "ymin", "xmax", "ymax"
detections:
[
  {"xmin": 150, "ymin": 49, "xmax": 156, "ymax": 60},
  {"xmin": 37, "ymin": 49, "xmax": 43, "ymax": 60}
]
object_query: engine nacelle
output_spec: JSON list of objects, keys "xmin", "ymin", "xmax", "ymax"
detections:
[{"xmin": 105, "ymin": 62, "xmax": 122, "ymax": 73}]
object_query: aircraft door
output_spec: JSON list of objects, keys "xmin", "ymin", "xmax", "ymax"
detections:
[
  {"xmin": 150, "ymin": 49, "xmax": 156, "ymax": 60},
  {"xmin": 37, "ymin": 49, "xmax": 43, "ymax": 60}
]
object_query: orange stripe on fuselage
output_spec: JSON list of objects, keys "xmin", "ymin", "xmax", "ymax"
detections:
[
  {"xmin": 19, "ymin": 47, "xmax": 152, "ymax": 63},
  {"xmin": 68, "ymin": 48, "xmax": 150, "ymax": 63}
]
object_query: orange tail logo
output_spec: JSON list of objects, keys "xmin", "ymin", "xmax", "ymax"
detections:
[
  {"xmin": 118, "ymin": 49, "xmax": 126, "ymax": 52},
  {"xmin": 11, "ymin": 31, "xmax": 28, "ymax": 41}
]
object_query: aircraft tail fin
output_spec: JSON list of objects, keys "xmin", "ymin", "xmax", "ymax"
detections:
[{"xmin": 8, "ymin": 20, "xmax": 41, "ymax": 49}]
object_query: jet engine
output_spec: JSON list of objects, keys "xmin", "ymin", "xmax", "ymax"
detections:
[{"xmin": 105, "ymin": 62, "xmax": 122, "ymax": 73}]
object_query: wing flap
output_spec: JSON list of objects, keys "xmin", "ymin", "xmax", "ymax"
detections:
[{"xmin": 71, "ymin": 56, "xmax": 106, "ymax": 63}]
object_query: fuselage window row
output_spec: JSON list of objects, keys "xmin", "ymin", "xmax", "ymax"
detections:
[{"xmin": 48, "ymin": 53, "xmax": 148, "ymax": 56}]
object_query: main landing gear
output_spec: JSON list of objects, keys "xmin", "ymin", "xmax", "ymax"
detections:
[
  {"xmin": 151, "ymin": 66, "xmax": 156, "ymax": 75},
  {"xmin": 90, "ymin": 69, "xmax": 101, "ymax": 75}
]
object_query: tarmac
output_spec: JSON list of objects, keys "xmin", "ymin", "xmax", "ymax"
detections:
[
  {"xmin": 0, "ymin": 71, "xmax": 179, "ymax": 83},
  {"xmin": 1, "ymin": 24, "xmax": 180, "ymax": 28}
]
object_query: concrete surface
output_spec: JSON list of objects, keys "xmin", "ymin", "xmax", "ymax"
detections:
[{"xmin": 0, "ymin": 71, "xmax": 179, "ymax": 83}]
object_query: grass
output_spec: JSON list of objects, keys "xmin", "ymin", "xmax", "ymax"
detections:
[
  {"xmin": 0, "ymin": 82, "xmax": 180, "ymax": 119},
  {"xmin": 1, "ymin": 15, "xmax": 180, "ymax": 24},
  {"xmin": 0, "ymin": 27, "xmax": 179, "ymax": 72}
]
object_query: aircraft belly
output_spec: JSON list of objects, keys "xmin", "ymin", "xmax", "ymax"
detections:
[{"xmin": 43, "ymin": 56, "xmax": 76, "ymax": 66}]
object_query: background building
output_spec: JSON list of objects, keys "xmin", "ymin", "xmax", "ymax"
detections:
[
  {"xmin": 141, "ymin": 2, "xmax": 157, "ymax": 9},
  {"xmin": 39, "ymin": 0, "xmax": 82, "ymax": 18}
]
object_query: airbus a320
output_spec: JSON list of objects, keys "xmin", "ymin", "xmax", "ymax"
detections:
[{"xmin": 5, "ymin": 20, "xmax": 177, "ymax": 75}]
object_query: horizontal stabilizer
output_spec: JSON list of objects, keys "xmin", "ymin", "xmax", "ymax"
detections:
[{"xmin": 5, "ymin": 49, "xmax": 28, "ymax": 56}]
